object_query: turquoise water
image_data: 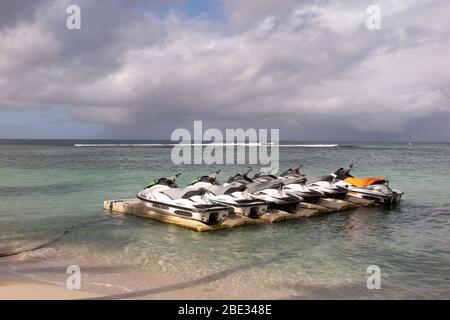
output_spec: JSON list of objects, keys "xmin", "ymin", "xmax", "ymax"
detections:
[{"xmin": 0, "ymin": 140, "xmax": 449, "ymax": 298}]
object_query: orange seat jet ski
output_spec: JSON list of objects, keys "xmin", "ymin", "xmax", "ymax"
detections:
[
  {"xmin": 344, "ymin": 177, "xmax": 386, "ymax": 187},
  {"xmin": 334, "ymin": 164, "xmax": 403, "ymax": 204}
]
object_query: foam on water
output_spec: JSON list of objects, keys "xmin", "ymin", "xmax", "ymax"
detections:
[{"xmin": 74, "ymin": 143, "xmax": 340, "ymax": 148}]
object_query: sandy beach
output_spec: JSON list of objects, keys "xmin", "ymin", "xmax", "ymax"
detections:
[
  {"xmin": 0, "ymin": 250, "xmax": 287, "ymax": 300},
  {"xmin": 0, "ymin": 257, "xmax": 96, "ymax": 300},
  {"xmin": 0, "ymin": 246, "xmax": 423, "ymax": 300},
  {"xmin": 0, "ymin": 278, "xmax": 96, "ymax": 300}
]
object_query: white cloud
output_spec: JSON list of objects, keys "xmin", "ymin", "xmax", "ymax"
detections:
[{"xmin": 0, "ymin": 0, "xmax": 449, "ymax": 138}]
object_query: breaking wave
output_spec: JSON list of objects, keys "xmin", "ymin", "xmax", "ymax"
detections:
[
  {"xmin": 74, "ymin": 144, "xmax": 175, "ymax": 147},
  {"xmin": 74, "ymin": 143, "xmax": 341, "ymax": 148}
]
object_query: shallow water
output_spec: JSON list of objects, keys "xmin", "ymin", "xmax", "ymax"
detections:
[{"xmin": 0, "ymin": 140, "xmax": 449, "ymax": 299}]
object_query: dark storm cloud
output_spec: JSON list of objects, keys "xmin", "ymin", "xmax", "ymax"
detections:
[
  {"xmin": 0, "ymin": 0, "xmax": 449, "ymax": 140},
  {"xmin": 0, "ymin": 0, "xmax": 47, "ymax": 29}
]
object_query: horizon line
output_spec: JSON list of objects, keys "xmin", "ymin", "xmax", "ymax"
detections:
[{"xmin": 0, "ymin": 138, "xmax": 449, "ymax": 143}]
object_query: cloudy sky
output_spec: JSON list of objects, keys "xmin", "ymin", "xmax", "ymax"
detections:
[{"xmin": 0, "ymin": 0, "xmax": 449, "ymax": 141}]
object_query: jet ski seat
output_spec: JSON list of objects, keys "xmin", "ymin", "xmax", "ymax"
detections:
[
  {"xmin": 307, "ymin": 175, "xmax": 333, "ymax": 184},
  {"xmin": 254, "ymin": 174, "xmax": 278, "ymax": 181},
  {"xmin": 207, "ymin": 184, "xmax": 247, "ymax": 195},
  {"xmin": 247, "ymin": 180, "xmax": 284, "ymax": 193},
  {"xmin": 344, "ymin": 177, "xmax": 386, "ymax": 187},
  {"xmin": 282, "ymin": 176, "xmax": 307, "ymax": 185},
  {"xmin": 161, "ymin": 187, "xmax": 206, "ymax": 199}
]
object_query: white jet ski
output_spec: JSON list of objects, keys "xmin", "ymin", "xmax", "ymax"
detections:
[
  {"xmin": 187, "ymin": 170, "xmax": 268, "ymax": 218},
  {"xmin": 333, "ymin": 164, "xmax": 403, "ymax": 204},
  {"xmin": 226, "ymin": 169, "xmax": 302, "ymax": 213},
  {"xmin": 304, "ymin": 170, "xmax": 349, "ymax": 200},
  {"xmin": 274, "ymin": 167, "xmax": 326, "ymax": 203},
  {"xmin": 137, "ymin": 174, "xmax": 230, "ymax": 224}
]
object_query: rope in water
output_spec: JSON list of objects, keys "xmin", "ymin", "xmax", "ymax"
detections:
[{"xmin": 0, "ymin": 217, "xmax": 107, "ymax": 258}]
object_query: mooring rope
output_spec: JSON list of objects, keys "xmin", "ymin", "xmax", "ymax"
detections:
[{"xmin": 0, "ymin": 217, "xmax": 108, "ymax": 258}]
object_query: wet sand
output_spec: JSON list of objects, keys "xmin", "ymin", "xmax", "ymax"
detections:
[
  {"xmin": 0, "ymin": 279, "xmax": 96, "ymax": 300},
  {"xmin": 0, "ymin": 258, "xmax": 96, "ymax": 300},
  {"xmin": 0, "ymin": 249, "xmax": 433, "ymax": 300},
  {"xmin": 0, "ymin": 248, "xmax": 291, "ymax": 300}
]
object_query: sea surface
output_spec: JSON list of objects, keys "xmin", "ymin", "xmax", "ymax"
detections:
[{"xmin": 0, "ymin": 140, "xmax": 449, "ymax": 299}]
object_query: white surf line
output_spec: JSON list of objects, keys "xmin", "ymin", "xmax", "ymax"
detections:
[
  {"xmin": 73, "ymin": 144, "xmax": 177, "ymax": 147},
  {"xmin": 277, "ymin": 144, "xmax": 339, "ymax": 147},
  {"xmin": 74, "ymin": 143, "xmax": 340, "ymax": 147},
  {"xmin": 7, "ymin": 259, "xmax": 96, "ymax": 295},
  {"xmin": 74, "ymin": 143, "xmax": 265, "ymax": 147},
  {"xmin": 91, "ymin": 281, "xmax": 133, "ymax": 293},
  {"xmin": 7, "ymin": 252, "xmax": 130, "ymax": 295},
  {"xmin": 7, "ymin": 251, "xmax": 65, "ymax": 286}
]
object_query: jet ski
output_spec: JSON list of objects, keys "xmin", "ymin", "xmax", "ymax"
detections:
[
  {"xmin": 304, "ymin": 169, "xmax": 349, "ymax": 200},
  {"xmin": 137, "ymin": 174, "xmax": 230, "ymax": 224},
  {"xmin": 226, "ymin": 169, "xmax": 302, "ymax": 213},
  {"xmin": 187, "ymin": 170, "xmax": 268, "ymax": 218},
  {"xmin": 333, "ymin": 164, "xmax": 403, "ymax": 204},
  {"xmin": 274, "ymin": 167, "xmax": 326, "ymax": 203}
]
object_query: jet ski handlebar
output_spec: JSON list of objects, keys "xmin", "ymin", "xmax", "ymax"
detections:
[
  {"xmin": 209, "ymin": 170, "xmax": 221, "ymax": 179},
  {"xmin": 189, "ymin": 170, "xmax": 221, "ymax": 186},
  {"xmin": 146, "ymin": 173, "xmax": 181, "ymax": 188},
  {"xmin": 168, "ymin": 173, "xmax": 182, "ymax": 181},
  {"xmin": 226, "ymin": 169, "xmax": 254, "ymax": 183},
  {"xmin": 280, "ymin": 165, "xmax": 305, "ymax": 177},
  {"xmin": 253, "ymin": 172, "xmax": 277, "ymax": 180},
  {"xmin": 333, "ymin": 163, "xmax": 354, "ymax": 180}
]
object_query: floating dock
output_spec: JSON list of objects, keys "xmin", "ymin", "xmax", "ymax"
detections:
[{"xmin": 103, "ymin": 196, "xmax": 371, "ymax": 232}]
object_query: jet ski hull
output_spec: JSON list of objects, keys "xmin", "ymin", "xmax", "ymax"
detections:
[
  {"xmin": 307, "ymin": 187, "xmax": 348, "ymax": 200},
  {"xmin": 250, "ymin": 195, "xmax": 301, "ymax": 213},
  {"xmin": 333, "ymin": 164, "xmax": 403, "ymax": 204},
  {"xmin": 137, "ymin": 195, "xmax": 230, "ymax": 224},
  {"xmin": 213, "ymin": 200, "xmax": 268, "ymax": 218},
  {"xmin": 347, "ymin": 189, "xmax": 402, "ymax": 204},
  {"xmin": 189, "ymin": 180, "xmax": 269, "ymax": 218},
  {"xmin": 270, "ymin": 202, "xmax": 299, "ymax": 213},
  {"xmin": 334, "ymin": 178, "xmax": 403, "ymax": 204},
  {"xmin": 284, "ymin": 191, "xmax": 323, "ymax": 203},
  {"xmin": 322, "ymin": 190, "xmax": 348, "ymax": 200}
]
